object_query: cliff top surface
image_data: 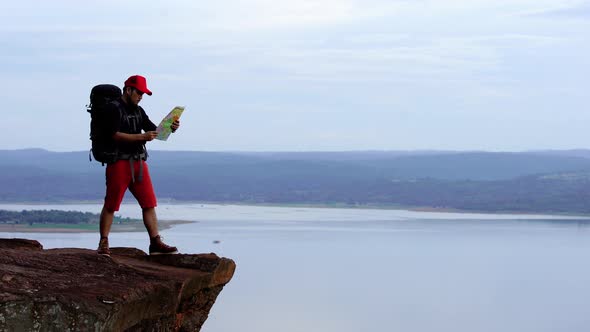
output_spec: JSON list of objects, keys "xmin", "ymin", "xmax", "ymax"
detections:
[{"xmin": 0, "ymin": 238, "xmax": 236, "ymax": 331}]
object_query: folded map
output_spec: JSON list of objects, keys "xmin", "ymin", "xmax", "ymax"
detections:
[{"xmin": 156, "ymin": 106, "xmax": 185, "ymax": 141}]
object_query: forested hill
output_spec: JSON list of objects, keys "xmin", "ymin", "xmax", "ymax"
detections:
[{"xmin": 3, "ymin": 149, "xmax": 590, "ymax": 213}]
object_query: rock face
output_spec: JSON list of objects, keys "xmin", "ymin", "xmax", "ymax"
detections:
[{"xmin": 0, "ymin": 238, "xmax": 235, "ymax": 331}]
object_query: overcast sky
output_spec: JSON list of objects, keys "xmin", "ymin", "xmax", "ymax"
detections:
[{"xmin": 1, "ymin": 0, "xmax": 588, "ymax": 152}]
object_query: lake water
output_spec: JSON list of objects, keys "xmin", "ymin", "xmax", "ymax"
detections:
[{"xmin": 1, "ymin": 203, "xmax": 590, "ymax": 332}]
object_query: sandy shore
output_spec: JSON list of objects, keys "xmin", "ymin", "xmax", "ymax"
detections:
[{"xmin": 0, "ymin": 219, "xmax": 194, "ymax": 233}]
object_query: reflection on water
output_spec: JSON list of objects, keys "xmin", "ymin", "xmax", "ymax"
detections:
[{"xmin": 1, "ymin": 203, "xmax": 590, "ymax": 332}]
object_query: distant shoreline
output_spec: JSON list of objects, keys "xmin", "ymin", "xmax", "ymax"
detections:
[
  {"xmin": 1, "ymin": 201, "xmax": 589, "ymax": 234},
  {"xmin": 1, "ymin": 200, "xmax": 589, "ymax": 218},
  {"xmin": 155, "ymin": 200, "xmax": 590, "ymax": 217},
  {"xmin": 0, "ymin": 219, "xmax": 193, "ymax": 234}
]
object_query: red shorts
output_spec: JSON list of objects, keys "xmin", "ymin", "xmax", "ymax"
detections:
[{"xmin": 104, "ymin": 159, "xmax": 157, "ymax": 211}]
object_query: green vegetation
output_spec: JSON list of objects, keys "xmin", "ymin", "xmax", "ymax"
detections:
[{"xmin": 0, "ymin": 209, "xmax": 138, "ymax": 225}]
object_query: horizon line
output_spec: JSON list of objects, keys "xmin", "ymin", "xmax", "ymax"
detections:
[{"xmin": 2, "ymin": 147, "xmax": 590, "ymax": 154}]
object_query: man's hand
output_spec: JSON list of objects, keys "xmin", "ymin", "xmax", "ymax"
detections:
[
  {"xmin": 143, "ymin": 131, "xmax": 158, "ymax": 141},
  {"xmin": 171, "ymin": 120, "xmax": 180, "ymax": 133}
]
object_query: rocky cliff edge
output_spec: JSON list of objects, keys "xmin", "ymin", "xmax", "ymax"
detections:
[{"xmin": 0, "ymin": 238, "xmax": 236, "ymax": 331}]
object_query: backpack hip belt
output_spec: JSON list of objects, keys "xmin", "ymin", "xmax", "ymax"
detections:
[{"xmin": 117, "ymin": 152, "xmax": 147, "ymax": 183}]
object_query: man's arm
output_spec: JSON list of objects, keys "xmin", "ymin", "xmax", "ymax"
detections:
[
  {"xmin": 110, "ymin": 106, "xmax": 157, "ymax": 142},
  {"xmin": 140, "ymin": 107, "xmax": 157, "ymax": 132},
  {"xmin": 112, "ymin": 131, "xmax": 157, "ymax": 142}
]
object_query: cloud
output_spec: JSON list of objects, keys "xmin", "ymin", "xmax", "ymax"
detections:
[
  {"xmin": 0, "ymin": 0, "xmax": 588, "ymax": 151},
  {"xmin": 514, "ymin": 0, "xmax": 590, "ymax": 19}
]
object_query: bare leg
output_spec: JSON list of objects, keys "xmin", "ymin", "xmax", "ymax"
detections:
[
  {"xmin": 100, "ymin": 205, "xmax": 115, "ymax": 238},
  {"xmin": 142, "ymin": 207, "xmax": 159, "ymax": 239}
]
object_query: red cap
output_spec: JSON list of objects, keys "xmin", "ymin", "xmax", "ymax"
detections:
[{"xmin": 124, "ymin": 75, "xmax": 152, "ymax": 96}]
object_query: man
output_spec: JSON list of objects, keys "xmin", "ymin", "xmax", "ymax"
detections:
[{"xmin": 97, "ymin": 74, "xmax": 179, "ymax": 256}]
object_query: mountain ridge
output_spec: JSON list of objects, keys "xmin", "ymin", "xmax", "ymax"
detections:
[{"xmin": 3, "ymin": 149, "xmax": 590, "ymax": 213}]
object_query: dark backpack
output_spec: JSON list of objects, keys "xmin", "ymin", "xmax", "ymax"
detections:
[{"xmin": 87, "ymin": 84, "xmax": 122, "ymax": 164}]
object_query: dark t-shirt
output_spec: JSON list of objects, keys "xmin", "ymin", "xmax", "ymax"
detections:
[{"xmin": 105, "ymin": 98, "xmax": 157, "ymax": 155}]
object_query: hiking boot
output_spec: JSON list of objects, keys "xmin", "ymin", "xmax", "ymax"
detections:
[
  {"xmin": 97, "ymin": 237, "xmax": 111, "ymax": 256},
  {"xmin": 149, "ymin": 235, "xmax": 178, "ymax": 255}
]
